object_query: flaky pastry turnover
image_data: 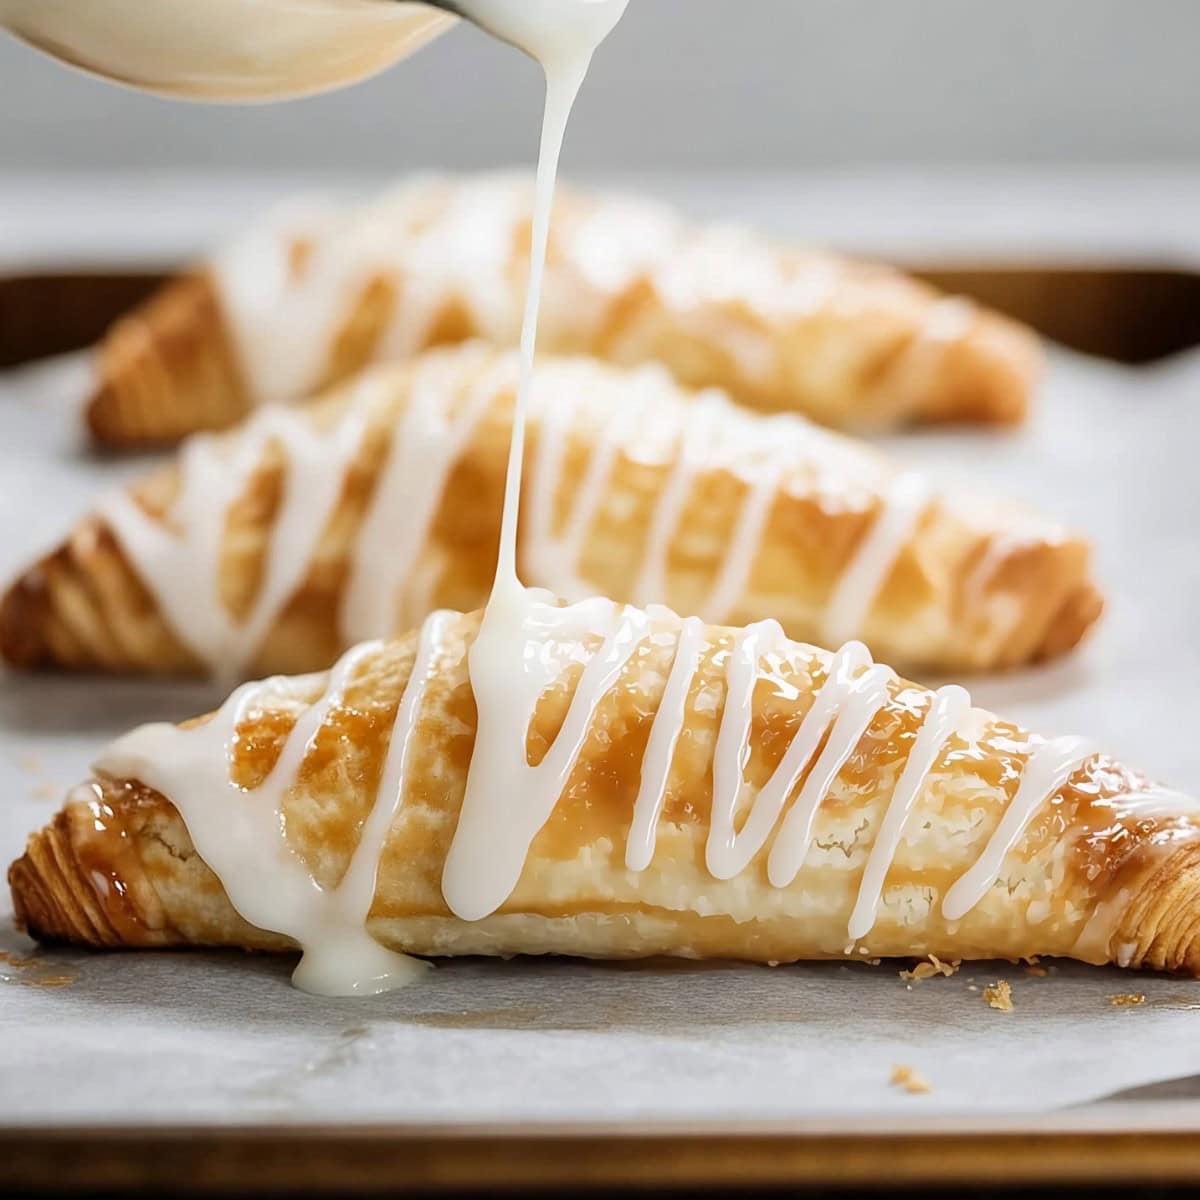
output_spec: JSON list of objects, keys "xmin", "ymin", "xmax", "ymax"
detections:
[
  {"xmin": 86, "ymin": 174, "xmax": 1039, "ymax": 446},
  {"xmin": 9, "ymin": 601, "xmax": 1199, "ymax": 982},
  {"xmin": 2, "ymin": 345, "xmax": 1099, "ymax": 678}
]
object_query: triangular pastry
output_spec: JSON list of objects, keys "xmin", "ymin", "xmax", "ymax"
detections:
[
  {"xmin": 86, "ymin": 174, "xmax": 1039, "ymax": 446},
  {"xmin": 10, "ymin": 601, "xmax": 1198, "ymax": 985},
  {"xmin": 2, "ymin": 345, "xmax": 1099, "ymax": 678}
]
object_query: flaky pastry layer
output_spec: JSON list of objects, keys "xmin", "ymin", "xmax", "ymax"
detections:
[{"xmin": 9, "ymin": 609, "xmax": 1198, "ymax": 973}]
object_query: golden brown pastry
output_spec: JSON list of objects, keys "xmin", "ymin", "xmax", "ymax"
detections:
[
  {"xmin": 86, "ymin": 174, "xmax": 1039, "ymax": 446},
  {"xmin": 3, "ymin": 345, "xmax": 1099, "ymax": 679},
  {"xmin": 9, "ymin": 602, "xmax": 1198, "ymax": 979}
]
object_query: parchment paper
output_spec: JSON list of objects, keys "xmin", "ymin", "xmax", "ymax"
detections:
[{"xmin": 2, "ymin": 343, "xmax": 1200, "ymax": 1128}]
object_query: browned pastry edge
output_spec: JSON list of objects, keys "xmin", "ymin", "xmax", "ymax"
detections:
[
  {"xmin": 0, "ymin": 519, "xmax": 196, "ymax": 675},
  {"xmin": 9, "ymin": 809, "xmax": 107, "ymax": 948},
  {"xmin": 0, "ymin": 559, "xmax": 51, "ymax": 672},
  {"xmin": 976, "ymin": 537, "xmax": 1104, "ymax": 671},
  {"xmin": 1029, "ymin": 578, "xmax": 1105, "ymax": 666},
  {"xmin": 907, "ymin": 308, "xmax": 1037, "ymax": 428},
  {"xmin": 9, "ymin": 807, "xmax": 141, "ymax": 949},
  {"xmin": 9, "ymin": 780, "xmax": 201, "ymax": 951},
  {"xmin": 1111, "ymin": 840, "xmax": 1200, "ymax": 975},
  {"xmin": 85, "ymin": 273, "xmax": 250, "ymax": 448}
]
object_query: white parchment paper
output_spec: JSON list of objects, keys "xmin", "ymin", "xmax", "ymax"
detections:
[{"xmin": 1, "ymin": 345, "xmax": 1199, "ymax": 1128}]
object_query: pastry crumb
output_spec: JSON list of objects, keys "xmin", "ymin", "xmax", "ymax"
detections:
[
  {"xmin": 1025, "ymin": 964, "xmax": 1049, "ymax": 977},
  {"xmin": 889, "ymin": 1064, "xmax": 931, "ymax": 1095},
  {"xmin": 983, "ymin": 980, "xmax": 1014, "ymax": 1011},
  {"xmin": 0, "ymin": 950, "xmax": 77, "ymax": 989},
  {"xmin": 30, "ymin": 782, "xmax": 57, "ymax": 803},
  {"xmin": 1109, "ymin": 992, "xmax": 1146, "ymax": 1007},
  {"xmin": 20, "ymin": 973, "xmax": 76, "ymax": 990},
  {"xmin": 14, "ymin": 753, "xmax": 42, "ymax": 773},
  {"xmin": 899, "ymin": 954, "xmax": 960, "ymax": 982}
]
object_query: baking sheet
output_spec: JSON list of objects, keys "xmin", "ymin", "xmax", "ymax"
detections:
[{"xmin": 1, "ymin": 344, "xmax": 1200, "ymax": 1128}]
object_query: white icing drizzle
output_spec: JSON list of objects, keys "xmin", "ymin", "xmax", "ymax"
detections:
[
  {"xmin": 764, "ymin": 648, "xmax": 896, "ymax": 889},
  {"xmin": 95, "ymin": 609, "xmax": 450, "ymax": 995},
  {"xmin": 624, "ymin": 612, "xmax": 705, "ymax": 872},
  {"xmin": 214, "ymin": 176, "xmax": 529, "ymax": 407},
  {"xmin": 821, "ymin": 472, "xmax": 929, "ymax": 647},
  {"xmin": 846, "ymin": 683, "xmax": 971, "ymax": 939},
  {"xmin": 101, "ymin": 346, "xmax": 510, "ymax": 678},
  {"xmin": 448, "ymin": 599, "xmax": 1101, "ymax": 939},
  {"xmin": 445, "ymin": 597, "xmax": 649, "ymax": 921},
  {"xmin": 523, "ymin": 373, "xmax": 919, "ymax": 630},
  {"xmin": 213, "ymin": 200, "xmax": 343, "ymax": 406},
  {"xmin": 341, "ymin": 345, "xmax": 509, "ymax": 641},
  {"xmin": 1118, "ymin": 785, "xmax": 1200, "ymax": 817},
  {"xmin": 941, "ymin": 734, "xmax": 1097, "ymax": 922},
  {"xmin": 295, "ymin": 611, "xmax": 451, "ymax": 989},
  {"xmin": 703, "ymin": 436, "xmax": 787, "ymax": 625},
  {"xmin": 525, "ymin": 362, "xmax": 642, "ymax": 599},
  {"xmin": 963, "ymin": 532, "xmax": 1024, "ymax": 607},
  {"xmin": 630, "ymin": 389, "xmax": 723, "ymax": 607},
  {"xmin": 100, "ymin": 403, "xmax": 369, "ymax": 680}
]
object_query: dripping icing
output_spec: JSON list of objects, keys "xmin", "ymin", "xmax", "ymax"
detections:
[
  {"xmin": 443, "ymin": 0, "xmax": 632, "ymax": 921},
  {"xmin": 96, "ymin": 615, "xmax": 449, "ymax": 995}
]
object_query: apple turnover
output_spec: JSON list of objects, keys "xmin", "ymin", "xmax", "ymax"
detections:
[
  {"xmin": 9, "ymin": 600, "xmax": 1199, "ymax": 990},
  {"xmin": 86, "ymin": 174, "xmax": 1039, "ymax": 446},
  {"xmin": 2, "ymin": 345, "xmax": 1099, "ymax": 678}
]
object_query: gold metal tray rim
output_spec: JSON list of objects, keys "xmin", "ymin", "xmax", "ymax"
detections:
[{"xmin": 7, "ymin": 1109, "xmax": 1200, "ymax": 1192}]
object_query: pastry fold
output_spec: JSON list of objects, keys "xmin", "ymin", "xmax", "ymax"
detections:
[
  {"xmin": 2, "ymin": 346, "xmax": 1099, "ymax": 678},
  {"xmin": 9, "ymin": 605, "xmax": 1199, "ymax": 974},
  {"xmin": 86, "ymin": 175, "xmax": 1039, "ymax": 446}
]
